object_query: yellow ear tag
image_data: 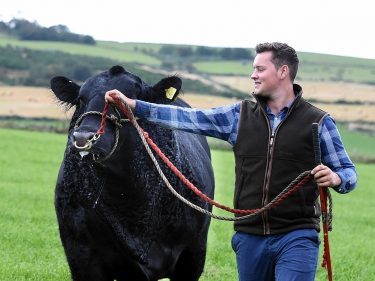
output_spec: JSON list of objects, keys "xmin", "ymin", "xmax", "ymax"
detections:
[{"xmin": 165, "ymin": 87, "xmax": 177, "ymax": 100}]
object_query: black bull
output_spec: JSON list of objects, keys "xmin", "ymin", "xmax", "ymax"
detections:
[{"xmin": 50, "ymin": 66, "xmax": 215, "ymax": 281}]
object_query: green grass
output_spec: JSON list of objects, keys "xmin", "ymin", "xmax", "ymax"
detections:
[
  {"xmin": 193, "ymin": 60, "xmax": 252, "ymax": 75},
  {"xmin": 0, "ymin": 37, "xmax": 161, "ymax": 65},
  {"xmin": 0, "ymin": 128, "xmax": 69, "ymax": 280},
  {"xmin": 2, "ymin": 35, "xmax": 375, "ymax": 84},
  {"xmin": 0, "ymin": 128, "xmax": 374, "ymax": 280},
  {"xmin": 192, "ymin": 54, "xmax": 375, "ymax": 84},
  {"xmin": 337, "ymin": 124, "xmax": 375, "ymax": 160}
]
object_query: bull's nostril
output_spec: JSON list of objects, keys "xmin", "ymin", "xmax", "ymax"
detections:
[{"xmin": 73, "ymin": 131, "xmax": 95, "ymax": 148}]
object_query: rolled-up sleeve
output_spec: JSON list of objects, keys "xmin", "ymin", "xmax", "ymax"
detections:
[
  {"xmin": 134, "ymin": 100, "xmax": 241, "ymax": 145},
  {"xmin": 320, "ymin": 116, "xmax": 358, "ymax": 193}
]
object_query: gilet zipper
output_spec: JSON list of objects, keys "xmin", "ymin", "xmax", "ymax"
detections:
[{"xmin": 258, "ymin": 96, "xmax": 300, "ymax": 234}]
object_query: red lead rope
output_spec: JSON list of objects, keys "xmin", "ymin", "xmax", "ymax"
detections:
[
  {"xmin": 96, "ymin": 96, "xmax": 312, "ymax": 215},
  {"xmin": 97, "ymin": 96, "xmax": 333, "ymax": 280},
  {"xmin": 320, "ymin": 187, "xmax": 333, "ymax": 281}
]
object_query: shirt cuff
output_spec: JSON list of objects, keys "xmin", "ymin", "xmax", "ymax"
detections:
[{"xmin": 333, "ymin": 171, "xmax": 352, "ymax": 194}]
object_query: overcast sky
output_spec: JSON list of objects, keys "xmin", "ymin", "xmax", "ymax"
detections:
[{"xmin": 1, "ymin": 0, "xmax": 374, "ymax": 59}]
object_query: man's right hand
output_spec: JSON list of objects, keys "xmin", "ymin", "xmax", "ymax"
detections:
[{"xmin": 104, "ymin": 89, "xmax": 136, "ymax": 111}]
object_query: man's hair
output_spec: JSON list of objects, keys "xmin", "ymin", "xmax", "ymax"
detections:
[{"xmin": 255, "ymin": 42, "xmax": 299, "ymax": 82}]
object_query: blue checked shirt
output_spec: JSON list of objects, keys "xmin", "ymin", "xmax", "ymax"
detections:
[{"xmin": 134, "ymin": 99, "xmax": 357, "ymax": 194}]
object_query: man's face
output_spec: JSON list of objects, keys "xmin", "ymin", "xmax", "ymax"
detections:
[{"xmin": 250, "ymin": 51, "xmax": 281, "ymax": 97}]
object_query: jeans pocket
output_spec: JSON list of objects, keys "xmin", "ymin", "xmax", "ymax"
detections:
[{"xmin": 231, "ymin": 232, "xmax": 240, "ymax": 252}]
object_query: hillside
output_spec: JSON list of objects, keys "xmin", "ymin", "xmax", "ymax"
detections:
[{"xmin": 0, "ymin": 25, "xmax": 374, "ymax": 137}]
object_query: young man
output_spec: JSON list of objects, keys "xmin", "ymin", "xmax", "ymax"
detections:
[{"xmin": 105, "ymin": 42, "xmax": 357, "ymax": 281}]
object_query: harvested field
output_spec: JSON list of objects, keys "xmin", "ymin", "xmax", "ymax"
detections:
[
  {"xmin": 211, "ymin": 76, "xmax": 375, "ymax": 103},
  {"xmin": 1, "ymin": 84, "xmax": 374, "ymax": 123}
]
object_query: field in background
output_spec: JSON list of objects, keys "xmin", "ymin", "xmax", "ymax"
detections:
[
  {"xmin": 194, "ymin": 53, "xmax": 375, "ymax": 84},
  {"xmin": 1, "ymin": 35, "xmax": 375, "ymax": 85},
  {"xmin": 0, "ymin": 38, "xmax": 161, "ymax": 65},
  {"xmin": 1, "ymin": 82, "xmax": 374, "ymax": 123},
  {"xmin": 0, "ymin": 86, "xmax": 237, "ymax": 119},
  {"xmin": 0, "ymin": 128, "xmax": 373, "ymax": 281},
  {"xmin": 212, "ymin": 77, "xmax": 375, "ymax": 103}
]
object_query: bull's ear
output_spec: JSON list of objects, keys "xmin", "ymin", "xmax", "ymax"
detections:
[
  {"xmin": 50, "ymin": 76, "xmax": 80, "ymax": 105},
  {"xmin": 151, "ymin": 76, "xmax": 182, "ymax": 103}
]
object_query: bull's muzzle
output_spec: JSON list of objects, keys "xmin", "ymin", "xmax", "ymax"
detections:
[{"xmin": 73, "ymin": 131, "xmax": 100, "ymax": 151}]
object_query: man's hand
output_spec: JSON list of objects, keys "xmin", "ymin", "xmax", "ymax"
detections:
[
  {"xmin": 104, "ymin": 89, "xmax": 136, "ymax": 111},
  {"xmin": 311, "ymin": 164, "xmax": 342, "ymax": 188}
]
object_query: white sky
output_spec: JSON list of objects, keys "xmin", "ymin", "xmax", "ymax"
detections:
[{"xmin": 1, "ymin": 0, "xmax": 375, "ymax": 59}]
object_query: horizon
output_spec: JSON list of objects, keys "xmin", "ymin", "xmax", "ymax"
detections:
[{"xmin": 1, "ymin": 0, "xmax": 375, "ymax": 60}]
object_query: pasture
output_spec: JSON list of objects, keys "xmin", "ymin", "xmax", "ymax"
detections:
[
  {"xmin": 0, "ymin": 128, "xmax": 374, "ymax": 280},
  {"xmin": 2, "ymin": 34, "xmax": 375, "ymax": 86},
  {"xmin": 0, "ymin": 37, "xmax": 161, "ymax": 66},
  {"xmin": 193, "ymin": 54, "xmax": 375, "ymax": 85}
]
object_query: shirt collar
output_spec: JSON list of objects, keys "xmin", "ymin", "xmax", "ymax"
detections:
[{"xmin": 265, "ymin": 84, "xmax": 303, "ymax": 115}]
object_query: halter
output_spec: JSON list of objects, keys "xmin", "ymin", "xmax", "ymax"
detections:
[{"xmin": 73, "ymin": 107, "xmax": 137, "ymax": 162}]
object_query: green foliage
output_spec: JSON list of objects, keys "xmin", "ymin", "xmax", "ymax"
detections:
[
  {"xmin": 0, "ymin": 45, "xmax": 120, "ymax": 86},
  {"xmin": 0, "ymin": 45, "xmax": 29, "ymax": 69},
  {"xmin": 2, "ymin": 20, "xmax": 375, "ymax": 85},
  {"xmin": 0, "ymin": 43, "xmax": 245, "ymax": 96},
  {"xmin": 156, "ymin": 45, "xmax": 253, "ymax": 73},
  {"xmin": 0, "ymin": 38, "xmax": 161, "ymax": 65},
  {"xmin": 1, "ymin": 18, "xmax": 95, "ymax": 45},
  {"xmin": 193, "ymin": 52, "xmax": 375, "ymax": 85},
  {"xmin": 0, "ymin": 129, "xmax": 373, "ymax": 280}
]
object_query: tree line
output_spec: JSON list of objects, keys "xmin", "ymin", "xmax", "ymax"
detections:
[
  {"xmin": 157, "ymin": 45, "xmax": 253, "ymax": 60},
  {"xmin": 0, "ymin": 45, "xmax": 245, "ymax": 98},
  {"xmin": 0, "ymin": 19, "xmax": 95, "ymax": 45}
]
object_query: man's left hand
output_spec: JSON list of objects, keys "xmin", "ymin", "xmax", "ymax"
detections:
[{"xmin": 311, "ymin": 164, "xmax": 342, "ymax": 188}]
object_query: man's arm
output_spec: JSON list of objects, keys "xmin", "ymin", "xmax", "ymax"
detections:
[
  {"xmin": 311, "ymin": 116, "xmax": 357, "ymax": 193},
  {"xmin": 105, "ymin": 89, "xmax": 241, "ymax": 145}
]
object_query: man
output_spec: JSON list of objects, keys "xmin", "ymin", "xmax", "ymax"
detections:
[{"xmin": 105, "ymin": 42, "xmax": 357, "ymax": 281}]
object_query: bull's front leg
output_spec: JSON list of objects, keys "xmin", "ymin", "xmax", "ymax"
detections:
[{"xmin": 55, "ymin": 198, "xmax": 112, "ymax": 281}]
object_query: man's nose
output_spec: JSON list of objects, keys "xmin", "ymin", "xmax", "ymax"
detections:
[{"xmin": 250, "ymin": 71, "xmax": 257, "ymax": 80}]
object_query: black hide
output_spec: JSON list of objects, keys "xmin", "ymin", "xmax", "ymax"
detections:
[{"xmin": 51, "ymin": 66, "xmax": 215, "ymax": 281}]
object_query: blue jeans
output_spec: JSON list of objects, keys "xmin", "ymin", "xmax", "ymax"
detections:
[{"xmin": 231, "ymin": 229, "xmax": 319, "ymax": 281}]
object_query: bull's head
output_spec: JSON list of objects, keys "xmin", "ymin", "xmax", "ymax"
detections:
[{"xmin": 51, "ymin": 65, "xmax": 181, "ymax": 163}]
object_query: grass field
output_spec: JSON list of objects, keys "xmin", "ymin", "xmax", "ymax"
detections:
[
  {"xmin": 193, "ymin": 54, "xmax": 375, "ymax": 84},
  {"xmin": 0, "ymin": 128, "xmax": 374, "ymax": 280},
  {"xmin": 0, "ymin": 38, "xmax": 161, "ymax": 65},
  {"xmin": 2, "ymin": 35, "xmax": 375, "ymax": 85}
]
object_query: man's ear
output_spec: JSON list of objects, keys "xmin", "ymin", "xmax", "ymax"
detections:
[
  {"xmin": 151, "ymin": 76, "xmax": 182, "ymax": 103},
  {"xmin": 50, "ymin": 76, "xmax": 80, "ymax": 106},
  {"xmin": 279, "ymin": 65, "xmax": 289, "ymax": 80}
]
